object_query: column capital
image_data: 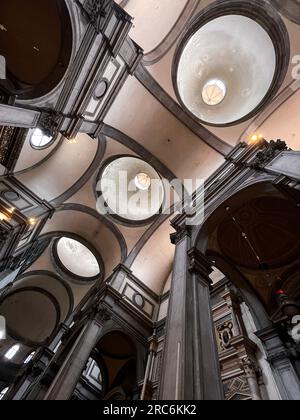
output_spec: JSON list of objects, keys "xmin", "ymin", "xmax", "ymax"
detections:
[
  {"xmin": 93, "ymin": 304, "xmax": 111, "ymax": 326},
  {"xmin": 170, "ymin": 224, "xmax": 191, "ymax": 245},
  {"xmin": 38, "ymin": 110, "xmax": 62, "ymax": 138},
  {"xmin": 240, "ymin": 356, "xmax": 259, "ymax": 378},
  {"xmin": 187, "ymin": 247, "xmax": 213, "ymax": 280},
  {"xmin": 250, "ymin": 139, "xmax": 288, "ymax": 170}
]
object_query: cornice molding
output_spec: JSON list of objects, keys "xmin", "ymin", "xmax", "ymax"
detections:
[
  {"xmin": 170, "ymin": 224, "xmax": 191, "ymax": 245},
  {"xmin": 187, "ymin": 247, "xmax": 213, "ymax": 281}
]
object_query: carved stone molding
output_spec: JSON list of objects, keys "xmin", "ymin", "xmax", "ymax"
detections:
[
  {"xmin": 95, "ymin": 305, "xmax": 111, "ymax": 324},
  {"xmin": 37, "ymin": 111, "xmax": 62, "ymax": 138},
  {"xmin": 170, "ymin": 224, "xmax": 191, "ymax": 245},
  {"xmin": 75, "ymin": 0, "xmax": 113, "ymax": 34},
  {"xmin": 250, "ymin": 140, "xmax": 288, "ymax": 170},
  {"xmin": 217, "ymin": 321, "xmax": 234, "ymax": 351},
  {"xmin": 240, "ymin": 357, "xmax": 258, "ymax": 378}
]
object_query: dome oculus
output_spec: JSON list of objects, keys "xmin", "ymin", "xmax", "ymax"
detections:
[
  {"xmin": 202, "ymin": 79, "xmax": 227, "ymax": 106},
  {"xmin": 134, "ymin": 173, "xmax": 151, "ymax": 191}
]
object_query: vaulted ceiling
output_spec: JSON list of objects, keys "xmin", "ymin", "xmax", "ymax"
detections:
[{"xmin": 3, "ymin": 0, "xmax": 300, "ymax": 347}]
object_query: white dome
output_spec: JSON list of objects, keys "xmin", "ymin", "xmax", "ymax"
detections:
[{"xmin": 176, "ymin": 15, "xmax": 276, "ymax": 125}]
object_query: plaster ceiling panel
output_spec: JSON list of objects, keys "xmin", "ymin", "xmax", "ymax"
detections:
[
  {"xmin": 25, "ymin": 243, "xmax": 53, "ymax": 273},
  {"xmin": 147, "ymin": 44, "xmax": 178, "ymax": 101},
  {"xmin": 14, "ymin": 130, "xmax": 62, "ymax": 173},
  {"xmin": 16, "ymin": 134, "xmax": 98, "ymax": 201},
  {"xmin": 125, "ymin": 0, "xmax": 189, "ymax": 53},
  {"xmin": 256, "ymin": 89, "xmax": 300, "ymax": 150},
  {"xmin": 273, "ymin": 0, "xmax": 300, "ymax": 25},
  {"xmin": 104, "ymin": 76, "xmax": 225, "ymax": 187},
  {"xmin": 131, "ymin": 217, "xmax": 175, "ymax": 294}
]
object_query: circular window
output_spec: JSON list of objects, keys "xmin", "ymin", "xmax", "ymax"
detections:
[
  {"xmin": 55, "ymin": 237, "xmax": 101, "ymax": 280},
  {"xmin": 202, "ymin": 79, "xmax": 227, "ymax": 106},
  {"xmin": 30, "ymin": 129, "xmax": 53, "ymax": 149},
  {"xmin": 97, "ymin": 156, "xmax": 164, "ymax": 225},
  {"xmin": 173, "ymin": 0, "xmax": 289, "ymax": 126}
]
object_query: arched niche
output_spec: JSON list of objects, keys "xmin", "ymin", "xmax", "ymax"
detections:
[
  {"xmin": 94, "ymin": 331, "xmax": 139, "ymax": 400},
  {"xmin": 0, "ymin": 287, "xmax": 60, "ymax": 347},
  {"xmin": 0, "ymin": 271, "xmax": 73, "ymax": 347}
]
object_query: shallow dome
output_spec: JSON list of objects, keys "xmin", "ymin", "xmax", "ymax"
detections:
[
  {"xmin": 56, "ymin": 237, "xmax": 100, "ymax": 279},
  {"xmin": 98, "ymin": 157, "xmax": 164, "ymax": 224},
  {"xmin": 176, "ymin": 14, "xmax": 277, "ymax": 126}
]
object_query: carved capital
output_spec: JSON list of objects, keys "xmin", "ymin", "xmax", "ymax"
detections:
[
  {"xmin": 250, "ymin": 139, "xmax": 288, "ymax": 170},
  {"xmin": 240, "ymin": 357, "xmax": 258, "ymax": 378},
  {"xmin": 95, "ymin": 305, "xmax": 111, "ymax": 324},
  {"xmin": 170, "ymin": 224, "xmax": 191, "ymax": 245},
  {"xmin": 187, "ymin": 247, "xmax": 213, "ymax": 282},
  {"xmin": 75, "ymin": 0, "xmax": 112, "ymax": 33},
  {"xmin": 38, "ymin": 111, "xmax": 62, "ymax": 138}
]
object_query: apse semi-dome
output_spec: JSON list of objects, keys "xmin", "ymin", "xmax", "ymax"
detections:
[
  {"xmin": 97, "ymin": 156, "xmax": 164, "ymax": 225},
  {"xmin": 55, "ymin": 237, "xmax": 101, "ymax": 280},
  {"xmin": 173, "ymin": 0, "xmax": 290, "ymax": 126}
]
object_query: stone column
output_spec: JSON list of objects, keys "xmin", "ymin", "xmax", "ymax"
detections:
[
  {"xmin": 140, "ymin": 335, "xmax": 158, "ymax": 400},
  {"xmin": 241, "ymin": 357, "xmax": 262, "ymax": 400},
  {"xmin": 44, "ymin": 310, "xmax": 109, "ymax": 400},
  {"xmin": 256, "ymin": 326, "xmax": 300, "ymax": 400},
  {"xmin": 159, "ymin": 226, "xmax": 223, "ymax": 400}
]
